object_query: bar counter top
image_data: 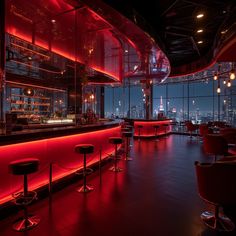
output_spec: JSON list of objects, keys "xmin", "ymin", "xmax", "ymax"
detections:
[{"xmin": 0, "ymin": 120, "xmax": 121, "ymax": 146}]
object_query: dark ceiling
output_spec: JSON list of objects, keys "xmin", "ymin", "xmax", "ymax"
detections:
[{"xmin": 102, "ymin": 0, "xmax": 236, "ymax": 71}]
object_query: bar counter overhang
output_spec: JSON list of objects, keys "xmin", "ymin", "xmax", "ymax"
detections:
[{"xmin": 0, "ymin": 121, "xmax": 121, "ymax": 205}]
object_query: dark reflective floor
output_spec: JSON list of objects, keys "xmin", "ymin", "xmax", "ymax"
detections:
[{"xmin": 0, "ymin": 135, "xmax": 235, "ymax": 236}]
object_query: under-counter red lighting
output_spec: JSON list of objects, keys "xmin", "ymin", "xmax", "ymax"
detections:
[
  {"xmin": 0, "ymin": 126, "xmax": 121, "ymax": 205},
  {"xmin": 134, "ymin": 120, "xmax": 172, "ymax": 137}
]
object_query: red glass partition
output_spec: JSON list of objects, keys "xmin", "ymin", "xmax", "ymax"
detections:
[{"xmin": 6, "ymin": 0, "xmax": 123, "ymax": 82}]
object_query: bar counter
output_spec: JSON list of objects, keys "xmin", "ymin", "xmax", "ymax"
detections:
[
  {"xmin": 133, "ymin": 119, "xmax": 172, "ymax": 138},
  {"xmin": 0, "ymin": 120, "xmax": 122, "ymax": 205}
]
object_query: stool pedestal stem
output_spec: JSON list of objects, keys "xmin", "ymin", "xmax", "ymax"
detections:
[{"xmin": 78, "ymin": 153, "xmax": 94, "ymax": 193}]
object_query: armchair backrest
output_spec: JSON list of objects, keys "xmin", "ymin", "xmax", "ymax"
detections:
[
  {"xmin": 195, "ymin": 161, "xmax": 236, "ymax": 205},
  {"xmin": 199, "ymin": 124, "xmax": 210, "ymax": 137},
  {"xmin": 203, "ymin": 134, "xmax": 228, "ymax": 156},
  {"xmin": 185, "ymin": 121, "xmax": 198, "ymax": 132}
]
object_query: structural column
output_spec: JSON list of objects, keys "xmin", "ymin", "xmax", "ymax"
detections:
[
  {"xmin": 100, "ymin": 86, "xmax": 105, "ymax": 118},
  {"xmin": 0, "ymin": 0, "xmax": 6, "ymax": 122},
  {"xmin": 144, "ymin": 51, "xmax": 151, "ymax": 120}
]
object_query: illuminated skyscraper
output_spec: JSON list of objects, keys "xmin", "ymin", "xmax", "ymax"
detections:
[{"xmin": 159, "ymin": 96, "xmax": 164, "ymax": 111}]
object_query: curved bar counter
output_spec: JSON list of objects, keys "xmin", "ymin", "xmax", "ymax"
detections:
[
  {"xmin": 0, "ymin": 121, "xmax": 122, "ymax": 205},
  {"xmin": 133, "ymin": 119, "xmax": 172, "ymax": 138}
]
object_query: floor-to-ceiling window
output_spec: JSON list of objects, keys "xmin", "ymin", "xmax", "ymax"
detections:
[{"xmin": 105, "ymin": 62, "xmax": 236, "ymax": 126}]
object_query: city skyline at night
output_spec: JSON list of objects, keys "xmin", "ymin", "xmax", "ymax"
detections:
[{"xmin": 104, "ymin": 69, "xmax": 236, "ymax": 125}]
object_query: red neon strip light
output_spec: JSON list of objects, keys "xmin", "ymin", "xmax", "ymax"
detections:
[
  {"xmin": 10, "ymin": 60, "xmax": 63, "ymax": 74},
  {"xmin": 11, "ymin": 42, "xmax": 50, "ymax": 59},
  {"xmin": 6, "ymin": 80, "xmax": 66, "ymax": 92}
]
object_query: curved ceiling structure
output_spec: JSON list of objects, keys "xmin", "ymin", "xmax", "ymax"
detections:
[
  {"xmin": 102, "ymin": 0, "xmax": 236, "ymax": 77},
  {"xmin": 5, "ymin": 0, "xmax": 170, "ymax": 85}
]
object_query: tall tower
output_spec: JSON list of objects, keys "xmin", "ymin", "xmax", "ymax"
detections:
[{"xmin": 159, "ymin": 96, "xmax": 164, "ymax": 111}]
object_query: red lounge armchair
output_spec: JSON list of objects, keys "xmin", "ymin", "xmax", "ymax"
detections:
[
  {"xmin": 195, "ymin": 161, "xmax": 236, "ymax": 231},
  {"xmin": 218, "ymin": 156, "xmax": 236, "ymax": 162},
  {"xmin": 199, "ymin": 124, "xmax": 211, "ymax": 137},
  {"xmin": 219, "ymin": 128, "xmax": 236, "ymax": 145},
  {"xmin": 203, "ymin": 134, "xmax": 228, "ymax": 162},
  {"xmin": 185, "ymin": 121, "xmax": 199, "ymax": 138},
  {"xmin": 212, "ymin": 121, "xmax": 226, "ymax": 128}
]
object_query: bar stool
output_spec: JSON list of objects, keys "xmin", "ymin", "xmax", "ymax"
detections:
[
  {"xmin": 9, "ymin": 158, "xmax": 40, "ymax": 232},
  {"xmin": 126, "ymin": 125, "xmax": 133, "ymax": 132},
  {"xmin": 121, "ymin": 127, "xmax": 130, "ymax": 132},
  {"xmin": 121, "ymin": 128, "xmax": 130, "ymax": 151},
  {"xmin": 109, "ymin": 137, "xmax": 123, "ymax": 172},
  {"xmin": 153, "ymin": 125, "xmax": 160, "ymax": 141},
  {"xmin": 137, "ymin": 125, "xmax": 143, "ymax": 140},
  {"xmin": 163, "ymin": 124, "xmax": 169, "ymax": 136},
  {"xmin": 123, "ymin": 132, "xmax": 133, "ymax": 161},
  {"xmin": 74, "ymin": 144, "xmax": 94, "ymax": 193},
  {"xmin": 203, "ymin": 134, "xmax": 228, "ymax": 162},
  {"xmin": 123, "ymin": 121, "xmax": 130, "ymax": 127}
]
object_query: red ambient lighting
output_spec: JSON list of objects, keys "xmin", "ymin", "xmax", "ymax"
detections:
[
  {"xmin": 134, "ymin": 120, "xmax": 172, "ymax": 137},
  {"xmin": 0, "ymin": 126, "xmax": 121, "ymax": 205}
]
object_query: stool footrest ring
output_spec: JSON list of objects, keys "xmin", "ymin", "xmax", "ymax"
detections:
[
  {"xmin": 12, "ymin": 191, "xmax": 37, "ymax": 206},
  {"xmin": 75, "ymin": 168, "xmax": 93, "ymax": 176}
]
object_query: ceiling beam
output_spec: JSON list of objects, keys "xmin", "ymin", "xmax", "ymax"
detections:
[
  {"xmin": 182, "ymin": 0, "xmax": 224, "ymax": 8},
  {"xmin": 190, "ymin": 36, "xmax": 200, "ymax": 56},
  {"xmin": 161, "ymin": 0, "xmax": 179, "ymax": 17}
]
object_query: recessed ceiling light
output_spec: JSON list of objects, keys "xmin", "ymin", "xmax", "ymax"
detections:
[
  {"xmin": 221, "ymin": 30, "xmax": 228, "ymax": 34},
  {"xmin": 197, "ymin": 41, "xmax": 203, "ymax": 44},
  {"xmin": 51, "ymin": 19, "xmax": 56, "ymax": 23},
  {"xmin": 125, "ymin": 49, "xmax": 128, "ymax": 53},
  {"xmin": 196, "ymin": 13, "xmax": 204, "ymax": 19},
  {"xmin": 197, "ymin": 29, "xmax": 203, "ymax": 33}
]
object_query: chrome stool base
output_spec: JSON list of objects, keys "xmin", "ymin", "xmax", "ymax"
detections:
[
  {"xmin": 109, "ymin": 154, "xmax": 122, "ymax": 160},
  {"xmin": 78, "ymin": 185, "xmax": 94, "ymax": 193},
  {"xmin": 109, "ymin": 166, "xmax": 122, "ymax": 172},
  {"xmin": 75, "ymin": 168, "xmax": 93, "ymax": 176},
  {"xmin": 13, "ymin": 215, "xmax": 40, "ymax": 232},
  {"xmin": 201, "ymin": 211, "xmax": 235, "ymax": 232}
]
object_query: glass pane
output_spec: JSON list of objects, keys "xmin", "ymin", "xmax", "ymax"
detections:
[
  {"xmin": 153, "ymin": 84, "xmax": 166, "ymax": 99},
  {"xmin": 168, "ymin": 83, "xmax": 183, "ymax": 98},
  {"xmin": 189, "ymin": 97, "xmax": 213, "ymax": 123}
]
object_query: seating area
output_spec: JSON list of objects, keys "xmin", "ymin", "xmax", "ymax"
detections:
[
  {"xmin": 0, "ymin": 0, "xmax": 236, "ymax": 235},
  {"xmin": 195, "ymin": 161, "xmax": 236, "ymax": 232},
  {"xmin": 0, "ymin": 128, "xmax": 236, "ymax": 236},
  {"xmin": 1, "ymin": 133, "xmax": 236, "ymax": 236}
]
